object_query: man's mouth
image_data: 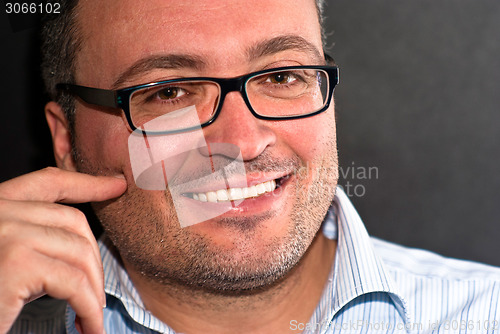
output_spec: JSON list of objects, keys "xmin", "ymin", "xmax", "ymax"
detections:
[{"xmin": 185, "ymin": 177, "xmax": 287, "ymax": 203}]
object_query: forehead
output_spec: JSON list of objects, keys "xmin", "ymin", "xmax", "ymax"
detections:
[{"xmin": 75, "ymin": 0, "xmax": 322, "ymax": 87}]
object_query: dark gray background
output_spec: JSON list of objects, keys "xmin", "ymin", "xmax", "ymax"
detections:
[
  {"xmin": 1, "ymin": 1, "xmax": 500, "ymax": 265},
  {"xmin": 327, "ymin": 0, "xmax": 500, "ymax": 266}
]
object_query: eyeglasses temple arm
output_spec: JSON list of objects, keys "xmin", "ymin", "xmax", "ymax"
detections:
[{"xmin": 56, "ymin": 84, "xmax": 118, "ymax": 109}]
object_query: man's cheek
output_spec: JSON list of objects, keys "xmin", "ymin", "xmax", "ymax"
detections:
[
  {"xmin": 75, "ymin": 111, "xmax": 131, "ymax": 171},
  {"xmin": 281, "ymin": 121, "xmax": 335, "ymax": 159},
  {"xmin": 95, "ymin": 184, "xmax": 172, "ymax": 227}
]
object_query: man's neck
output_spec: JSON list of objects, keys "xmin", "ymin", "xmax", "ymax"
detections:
[{"xmin": 124, "ymin": 233, "xmax": 336, "ymax": 334}]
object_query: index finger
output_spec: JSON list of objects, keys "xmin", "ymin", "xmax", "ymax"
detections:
[{"xmin": 0, "ymin": 167, "xmax": 127, "ymax": 203}]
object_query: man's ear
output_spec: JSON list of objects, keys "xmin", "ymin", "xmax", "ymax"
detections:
[{"xmin": 45, "ymin": 101, "xmax": 77, "ymax": 171}]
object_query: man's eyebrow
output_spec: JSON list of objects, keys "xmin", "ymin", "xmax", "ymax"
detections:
[
  {"xmin": 246, "ymin": 35, "xmax": 324, "ymax": 63},
  {"xmin": 112, "ymin": 36, "xmax": 322, "ymax": 89},
  {"xmin": 112, "ymin": 54, "xmax": 206, "ymax": 89}
]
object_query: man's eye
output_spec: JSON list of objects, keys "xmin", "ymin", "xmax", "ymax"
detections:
[
  {"xmin": 267, "ymin": 73, "xmax": 295, "ymax": 85},
  {"xmin": 157, "ymin": 87, "xmax": 186, "ymax": 100}
]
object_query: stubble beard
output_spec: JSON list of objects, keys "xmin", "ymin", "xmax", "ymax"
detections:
[{"xmin": 77, "ymin": 140, "xmax": 338, "ymax": 295}]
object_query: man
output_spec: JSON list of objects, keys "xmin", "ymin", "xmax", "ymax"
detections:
[{"xmin": 1, "ymin": 1, "xmax": 500, "ymax": 334}]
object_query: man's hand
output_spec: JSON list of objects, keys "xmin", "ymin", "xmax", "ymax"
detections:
[{"xmin": 0, "ymin": 167, "xmax": 127, "ymax": 334}]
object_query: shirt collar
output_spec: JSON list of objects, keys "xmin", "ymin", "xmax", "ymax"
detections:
[
  {"xmin": 99, "ymin": 237, "xmax": 171, "ymax": 333},
  {"xmin": 312, "ymin": 187, "xmax": 410, "ymax": 328}
]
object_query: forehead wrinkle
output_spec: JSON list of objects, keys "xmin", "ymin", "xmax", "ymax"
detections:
[
  {"xmin": 112, "ymin": 54, "xmax": 207, "ymax": 89},
  {"xmin": 246, "ymin": 35, "xmax": 324, "ymax": 64}
]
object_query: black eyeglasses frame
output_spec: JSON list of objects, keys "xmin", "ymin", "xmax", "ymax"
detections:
[{"xmin": 56, "ymin": 65, "xmax": 339, "ymax": 135}]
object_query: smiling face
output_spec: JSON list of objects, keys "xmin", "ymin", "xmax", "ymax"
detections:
[{"xmin": 70, "ymin": 0, "xmax": 338, "ymax": 292}]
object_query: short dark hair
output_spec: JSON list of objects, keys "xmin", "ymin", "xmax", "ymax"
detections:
[
  {"xmin": 316, "ymin": 0, "xmax": 327, "ymax": 47},
  {"xmin": 40, "ymin": 0, "xmax": 327, "ymax": 123},
  {"xmin": 40, "ymin": 0, "xmax": 81, "ymax": 127}
]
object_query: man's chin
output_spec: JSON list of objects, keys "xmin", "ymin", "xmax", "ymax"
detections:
[
  {"xmin": 179, "ymin": 262, "xmax": 301, "ymax": 296},
  {"xmin": 149, "ymin": 238, "xmax": 308, "ymax": 296}
]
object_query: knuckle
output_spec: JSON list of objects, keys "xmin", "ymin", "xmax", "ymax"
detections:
[
  {"xmin": 45, "ymin": 203, "xmax": 89, "ymax": 234},
  {"xmin": 0, "ymin": 220, "xmax": 16, "ymax": 239},
  {"xmin": 40, "ymin": 166, "xmax": 62, "ymax": 178},
  {"xmin": 0, "ymin": 241, "xmax": 28, "ymax": 271},
  {"xmin": 64, "ymin": 207, "xmax": 92, "ymax": 238},
  {"xmin": 69, "ymin": 209, "xmax": 90, "ymax": 234},
  {"xmin": 70, "ymin": 207, "xmax": 88, "ymax": 224},
  {"xmin": 70, "ymin": 268, "xmax": 90, "ymax": 289},
  {"xmin": 56, "ymin": 204, "xmax": 86, "ymax": 224},
  {"xmin": 70, "ymin": 234, "xmax": 97, "ymax": 266},
  {"xmin": 39, "ymin": 168, "xmax": 63, "ymax": 200},
  {"xmin": 79, "ymin": 237, "xmax": 95, "ymax": 257}
]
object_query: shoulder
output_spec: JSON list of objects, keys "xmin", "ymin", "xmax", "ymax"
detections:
[
  {"xmin": 8, "ymin": 297, "xmax": 67, "ymax": 334},
  {"xmin": 372, "ymin": 236, "xmax": 500, "ymax": 281}
]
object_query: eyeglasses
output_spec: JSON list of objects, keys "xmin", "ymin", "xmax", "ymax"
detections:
[{"xmin": 56, "ymin": 65, "xmax": 339, "ymax": 135}]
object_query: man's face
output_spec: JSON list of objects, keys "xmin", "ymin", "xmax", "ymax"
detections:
[{"xmin": 72, "ymin": 0, "xmax": 338, "ymax": 292}]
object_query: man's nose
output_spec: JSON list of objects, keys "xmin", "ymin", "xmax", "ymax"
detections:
[{"xmin": 202, "ymin": 91, "xmax": 276, "ymax": 161}]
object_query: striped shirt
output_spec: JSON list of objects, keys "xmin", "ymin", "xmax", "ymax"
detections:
[{"xmin": 9, "ymin": 187, "xmax": 500, "ymax": 333}]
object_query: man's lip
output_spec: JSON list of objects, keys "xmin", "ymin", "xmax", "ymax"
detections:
[
  {"xmin": 177, "ymin": 172, "xmax": 292, "ymax": 194},
  {"xmin": 245, "ymin": 172, "xmax": 292, "ymax": 187}
]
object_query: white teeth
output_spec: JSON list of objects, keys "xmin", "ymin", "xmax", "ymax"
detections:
[
  {"xmin": 207, "ymin": 191, "xmax": 218, "ymax": 203},
  {"xmin": 229, "ymin": 188, "xmax": 244, "ymax": 200},
  {"xmin": 198, "ymin": 193, "xmax": 208, "ymax": 202},
  {"xmin": 264, "ymin": 181, "xmax": 273, "ymax": 192},
  {"xmin": 216, "ymin": 189, "xmax": 229, "ymax": 201},
  {"xmin": 248, "ymin": 185, "xmax": 258, "ymax": 197},
  {"xmin": 190, "ymin": 179, "xmax": 278, "ymax": 202},
  {"xmin": 256, "ymin": 183, "xmax": 266, "ymax": 195},
  {"xmin": 242, "ymin": 187, "xmax": 250, "ymax": 198},
  {"xmin": 243, "ymin": 185, "xmax": 258, "ymax": 198}
]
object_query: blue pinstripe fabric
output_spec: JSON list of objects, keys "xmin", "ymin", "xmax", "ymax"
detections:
[{"xmin": 9, "ymin": 187, "xmax": 500, "ymax": 333}]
